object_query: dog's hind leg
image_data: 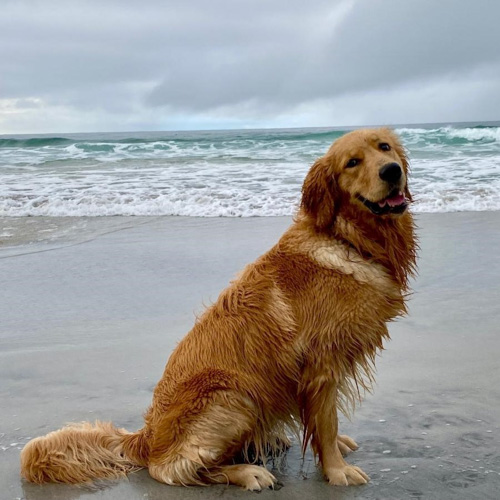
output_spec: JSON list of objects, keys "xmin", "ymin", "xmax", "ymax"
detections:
[{"xmin": 147, "ymin": 389, "xmax": 277, "ymax": 490}]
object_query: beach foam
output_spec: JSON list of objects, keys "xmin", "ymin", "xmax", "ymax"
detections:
[{"xmin": 1, "ymin": 125, "xmax": 499, "ymax": 216}]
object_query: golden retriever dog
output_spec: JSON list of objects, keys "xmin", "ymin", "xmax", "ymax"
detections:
[{"xmin": 20, "ymin": 128, "xmax": 416, "ymax": 490}]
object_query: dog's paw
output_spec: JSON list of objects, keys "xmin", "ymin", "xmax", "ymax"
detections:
[
  {"xmin": 232, "ymin": 465, "xmax": 277, "ymax": 491},
  {"xmin": 337, "ymin": 434, "xmax": 358, "ymax": 455},
  {"xmin": 325, "ymin": 464, "xmax": 369, "ymax": 486}
]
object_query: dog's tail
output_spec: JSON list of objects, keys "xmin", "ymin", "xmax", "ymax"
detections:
[{"xmin": 20, "ymin": 421, "xmax": 150, "ymax": 484}]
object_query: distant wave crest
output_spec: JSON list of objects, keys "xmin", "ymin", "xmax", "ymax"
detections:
[
  {"xmin": 0, "ymin": 137, "xmax": 72, "ymax": 148},
  {"xmin": 396, "ymin": 126, "xmax": 500, "ymax": 144},
  {"xmin": 0, "ymin": 129, "xmax": 346, "ymax": 150}
]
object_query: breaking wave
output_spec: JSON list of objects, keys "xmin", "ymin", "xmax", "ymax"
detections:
[{"xmin": 1, "ymin": 124, "xmax": 499, "ymax": 216}]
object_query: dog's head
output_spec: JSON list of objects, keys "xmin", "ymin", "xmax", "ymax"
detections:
[{"xmin": 301, "ymin": 128, "xmax": 411, "ymax": 230}]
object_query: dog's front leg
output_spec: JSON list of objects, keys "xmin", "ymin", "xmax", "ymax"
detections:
[{"xmin": 302, "ymin": 376, "xmax": 369, "ymax": 486}]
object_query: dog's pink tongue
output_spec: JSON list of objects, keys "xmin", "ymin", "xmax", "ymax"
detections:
[{"xmin": 384, "ymin": 192, "xmax": 405, "ymax": 207}]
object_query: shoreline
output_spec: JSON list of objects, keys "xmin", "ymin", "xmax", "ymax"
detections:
[
  {"xmin": 1, "ymin": 213, "xmax": 499, "ymax": 499},
  {"xmin": 2, "ymin": 210, "xmax": 499, "ymax": 249}
]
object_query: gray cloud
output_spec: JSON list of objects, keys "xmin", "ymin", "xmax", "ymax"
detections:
[{"xmin": 0, "ymin": 0, "xmax": 499, "ymax": 133}]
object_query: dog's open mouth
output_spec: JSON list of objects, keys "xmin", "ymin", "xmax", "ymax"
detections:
[{"xmin": 357, "ymin": 189, "xmax": 408, "ymax": 215}]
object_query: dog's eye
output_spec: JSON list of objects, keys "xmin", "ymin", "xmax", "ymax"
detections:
[
  {"xmin": 346, "ymin": 158, "xmax": 360, "ymax": 168},
  {"xmin": 379, "ymin": 143, "xmax": 391, "ymax": 151}
]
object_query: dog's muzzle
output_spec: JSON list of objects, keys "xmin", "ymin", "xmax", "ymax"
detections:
[{"xmin": 357, "ymin": 186, "xmax": 408, "ymax": 216}]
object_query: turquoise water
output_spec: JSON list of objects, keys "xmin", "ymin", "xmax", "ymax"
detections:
[{"xmin": 1, "ymin": 122, "xmax": 499, "ymax": 216}]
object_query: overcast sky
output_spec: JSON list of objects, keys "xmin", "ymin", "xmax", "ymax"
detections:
[{"xmin": 1, "ymin": 0, "xmax": 499, "ymax": 134}]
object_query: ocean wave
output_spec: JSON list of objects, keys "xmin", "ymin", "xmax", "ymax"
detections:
[
  {"xmin": 1, "ymin": 125, "xmax": 500, "ymax": 216},
  {"xmin": 444, "ymin": 127, "xmax": 500, "ymax": 142},
  {"xmin": 396, "ymin": 126, "xmax": 500, "ymax": 144},
  {"xmin": 2, "ymin": 187, "xmax": 500, "ymax": 217},
  {"xmin": 2, "ymin": 125, "xmax": 499, "ymax": 150},
  {"xmin": 3, "ymin": 126, "xmax": 500, "ymax": 168},
  {"xmin": 0, "ymin": 191, "xmax": 297, "ymax": 217},
  {"xmin": 0, "ymin": 137, "xmax": 72, "ymax": 148},
  {"xmin": 0, "ymin": 129, "xmax": 345, "ymax": 150}
]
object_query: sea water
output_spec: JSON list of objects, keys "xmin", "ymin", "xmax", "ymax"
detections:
[{"xmin": 1, "ymin": 122, "xmax": 499, "ymax": 217}]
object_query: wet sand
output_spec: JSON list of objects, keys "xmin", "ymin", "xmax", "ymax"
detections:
[{"xmin": 1, "ymin": 213, "xmax": 499, "ymax": 500}]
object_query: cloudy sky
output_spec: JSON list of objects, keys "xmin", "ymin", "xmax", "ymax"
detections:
[{"xmin": 1, "ymin": 0, "xmax": 499, "ymax": 134}]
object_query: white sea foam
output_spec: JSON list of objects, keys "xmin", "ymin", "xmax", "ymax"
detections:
[
  {"xmin": 395, "ymin": 126, "xmax": 500, "ymax": 148},
  {"xmin": 439, "ymin": 127, "xmax": 500, "ymax": 142},
  {"xmin": 1, "ymin": 126, "xmax": 499, "ymax": 216}
]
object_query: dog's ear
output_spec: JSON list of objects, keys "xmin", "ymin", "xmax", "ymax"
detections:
[{"xmin": 301, "ymin": 155, "xmax": 337, "ymax": 230}]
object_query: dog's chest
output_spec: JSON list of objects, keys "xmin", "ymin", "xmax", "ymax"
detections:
[
  {"xmin": 295, "ymin": 240, "xmax": 405, "ymax": 349},
  {"xmin": 309, "ymin": 240, "xmax": 391, "ymax": 288}
]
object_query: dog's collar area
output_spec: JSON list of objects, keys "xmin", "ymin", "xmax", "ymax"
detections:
[{"xmin": 357, "ymin": 191, "xmax": 408, "ymax": 216}]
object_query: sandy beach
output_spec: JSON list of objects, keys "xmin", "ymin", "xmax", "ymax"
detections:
[{"xmin": 1, "ymin": 213, "xmax": 499, "ymax": 500}]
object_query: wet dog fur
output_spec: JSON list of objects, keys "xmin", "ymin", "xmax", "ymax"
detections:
[{"xmin": 21, "ymin": 128, "xmax": 417, "ymax": 490}]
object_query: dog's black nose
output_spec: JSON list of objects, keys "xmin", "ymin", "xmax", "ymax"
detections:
[{"xmin": 379, "ymin": 163, "xmax": 402, "ymax": 183}]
